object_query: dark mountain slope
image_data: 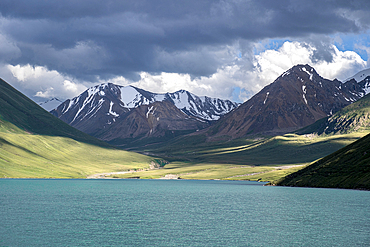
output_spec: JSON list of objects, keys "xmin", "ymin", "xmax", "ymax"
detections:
[{"xmin": 275, "ymin": 132, "xmax": 370, "ymax": 190}]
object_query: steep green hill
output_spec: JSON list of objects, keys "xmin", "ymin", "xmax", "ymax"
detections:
[
  {"xmin": 275, "ymin": 132, "xmax": 370, "ymax": 190},
  {"xmin": 0, "ymin": 78, "xmax": 157, "ymax": 178}
]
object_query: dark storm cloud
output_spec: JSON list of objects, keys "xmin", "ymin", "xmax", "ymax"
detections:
[{"xmin": 0, "ymin": 0, "xmax": 369, "ymax": 81}]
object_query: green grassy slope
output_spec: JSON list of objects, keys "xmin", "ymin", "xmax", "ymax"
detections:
[
  {"xmin": 136, "ymin": 132, "xmax": 364, "ymax": 165},
  {"xmin": 275, "ymin": 132, "xmax": 370, "ymax": 190},
  {"xmin": 0, "ymin": 78, "xmax": 109, "ymax": 146},
  {"xmin": 103, "ymin": 132, "xmax": 365, "ymax": 181},
  {"xmin": 0, "ymin": 121, "xmax": 155, "ymax": 178},
  {"xmin": 0, "ymin": 79, "xmax": 157, "ymax": 178}
]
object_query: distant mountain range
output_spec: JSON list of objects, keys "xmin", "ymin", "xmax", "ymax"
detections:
[
  {"xmin": 50, "ymin": 84, "xmax": 239, "ymax": 146},
  {"xmin": 3, "ymin": 73, "xmax": 370, "ymax": 185},
  {"xmin": 48, "ymin": 64, "xmax": 370, "ymax": 146}
]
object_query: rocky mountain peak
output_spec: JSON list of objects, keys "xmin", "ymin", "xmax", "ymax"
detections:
[
  {"xmin": 202, "ymin": 64, "xmax": 365, "ymax": 140},
  {"xmin": 277, "ymin": 64, "xmax": 321, "ymax": 85}
]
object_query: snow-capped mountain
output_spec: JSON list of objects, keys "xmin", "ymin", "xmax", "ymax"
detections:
[
  {"xmin": 53, "ymin": 83, "xmax": 238, "ymax": 121},
  {"xmin": 201, "ymin": 64, "xmax": 366, "ymax": 140},
  {"xmin": 38, "ymin": 97, "xmax": 63, "ymax": 111},
  {"xmin": 51, "ymin": 83, "xmax": 239, "ymax": 146},
  {"xmin": 345, "ymin": 68, "xmax": 370, "ymax": 95},
  {"xmin": 345, "ymin": 68, "xmax": 370, "ymax": 83},
  {"xmin": 165, "ymin": 90, "xmax": 239, "ymax": 121}
]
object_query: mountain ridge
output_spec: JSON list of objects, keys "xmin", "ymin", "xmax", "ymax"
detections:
[
  {"xmin": 51, "ymin": 83, "xmax": 239, "ymax": 146},
  {"xmin": 199, "ymin": 64, "xmax": 366, "ymax": 140}
]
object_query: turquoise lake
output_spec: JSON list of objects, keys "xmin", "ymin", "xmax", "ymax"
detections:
[{"xmin": 0, "ymin": 179, "xmax": 369, "ymax": 246}]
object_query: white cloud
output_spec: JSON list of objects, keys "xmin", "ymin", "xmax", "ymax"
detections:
[
  {"xmin": 1, "ymin": 41, "xmax": 368, "ymax": 104},
  {"xmin": 131, "ymin": 66, "xmax": 242, "ymax": 100},
  {"xmin": 93, "ymin": 41, "xmax": 368, "ymax": 103},
  {"xmin": 240, "ymin": 41, "xmax": 367, "ymax": 99},
  {"xmin": 8, "ymin": 64, "xmax": 59, "ymax": 82},
  {"xmin": 315, "ymin": 46, "xmax": 367, "ymax": 81},
  {"xmin": 5, "ymin": 64, "xmax": 87, "ymax": 101},
  {"xmin": 35, "ymin": 87, "xmax": 54, "ymax": 98},
  {"xmin": 129, "ymin": 41, "xmax": 368, "ymax": 102},
  {"xmin": 100, "ymin": 65, "xmax": 244, "ymax": 101},
  {"xmin": 130, "ymin": 42, "xmax": 366, "ymax": 102}
]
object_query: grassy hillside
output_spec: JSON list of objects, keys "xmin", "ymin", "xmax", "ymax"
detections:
[
  {"xmin": 0, "ymin": 78, "xmax": 160, "ymax": 178},
  {"xmin": 0, "ymin": 118, "xmax": 156, "ymax": 178},
  {"xmin": 0, "ymin": 78, "xmax": 109, "ymax": 146},
  {"xmin": 275, "ymin": 132, "xmax": 370, "ymax": 190},
  {"xmin": 103, "ymin": 131, "xmax": 366, "ymax": 181},
  {"xmin": 106, "ymin": 161, "xmax": 306, "ymax": 181},
  {"xmin": 135, "ymin": 132, "xmax": 365, "ymax": 165}
]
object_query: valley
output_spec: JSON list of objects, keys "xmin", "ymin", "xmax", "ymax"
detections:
[
  {"xmin": 111, "ymin": 131, "xmax": 367, "ymax": 181},
  {"xmin": 0, "ymin": 79, "xmax": 161, "ymax": 178},
  {"xmin": 2, "ymin": 64, "xmax": 370, "ymax": 187},
  {"xmin": 0, "ymin": 119, "xmax": 158, "ymax": 178}
]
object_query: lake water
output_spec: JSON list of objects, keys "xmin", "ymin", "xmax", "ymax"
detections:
[{"xmin": 0, "ymin": 179, "xmax": 369, "ymax": 246}]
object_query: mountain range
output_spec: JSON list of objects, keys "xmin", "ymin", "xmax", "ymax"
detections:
[
  {"xmin": 51, "ymin": 84, "xmax": 239, "ymax": 146},
  {"xmin": 48, "ymin": 64, "xmax": 370, "ymax": 146}
]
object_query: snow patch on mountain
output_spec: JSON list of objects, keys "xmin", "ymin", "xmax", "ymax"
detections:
[
  {"xmin": 166, "ymin": 90, "xmax": 239, "ymax": 121},
  {"xmin": 120, "ymin": 86, "xmax": 153, "ymax": 108},
  {"xmin": 345, "ymin": 68, "xmax": 370, "ymax": 96},
  {"xmin": 146, "ymin": 106, "xmax": 155, "ymax": 118},
  {"xmin": 263, "ymin": 92, "xmax": 269, "ymax": 104},
  {"xmin": 170, "ymin": 90, "xmax": 191, "ymax": 109},
  {"xmin": 108, "ymin": 101, "xmax": 119, "ymax": 117},
  {"xmin": 301, "ymin": 67, "xmax": 313, "ymax": 80},
  {"xmin": 363, "ymin": 78, "xmax": 370, "ymax": 95},
  {"xmin": 302, "ymin": 85, "xmax": 307, "ymax": 104}
]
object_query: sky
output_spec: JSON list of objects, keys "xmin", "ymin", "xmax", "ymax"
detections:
[{"xmin": 0, "ymin": 0, "xmax": 370, "ymax": 103}]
